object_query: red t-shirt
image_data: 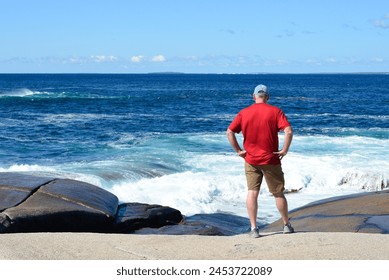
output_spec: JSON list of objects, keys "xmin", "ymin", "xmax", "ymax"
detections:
[{"xmin": 229, "ymin": 103, "xmax": 291, "ymax": 165}]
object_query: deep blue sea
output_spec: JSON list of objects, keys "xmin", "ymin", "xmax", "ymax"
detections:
[{"xmin": 1, "ymin": 74, "xmax": 388, "ymax": 224}]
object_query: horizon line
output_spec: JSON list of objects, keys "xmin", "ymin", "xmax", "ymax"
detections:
[{"xmin": 1, "ymin": 71, "xmax": 389, "ymax": 75}]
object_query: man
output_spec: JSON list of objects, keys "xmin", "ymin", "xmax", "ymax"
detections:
[{"xmin": 226, "ymin": 84, "xmax": 294, "ymax": 238}]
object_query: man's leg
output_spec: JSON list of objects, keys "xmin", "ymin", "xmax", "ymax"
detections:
[
  {"xmin": 274, "ymin": 192, "xmax": 289, "ymax": 225},
  {"xmin": 245, "ymin": 162, "xmax": 262, "ymax": 231},
  {"xmin": 262, "ymin": 165, "xmax": 292, "ymax": 227},
  {"xmin": 247, "ymin": 190, "xmax": 259, "ymax": 229},
  {"xmin": 274, "ymin": 192, "xmax": 294, "ymax": 233}
]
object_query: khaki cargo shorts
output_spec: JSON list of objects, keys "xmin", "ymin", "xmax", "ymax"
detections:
[{"xmin": 244, "ymin": 162, "xmax": 285, "ymax": 195}]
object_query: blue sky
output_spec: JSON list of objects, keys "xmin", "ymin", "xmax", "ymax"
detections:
[{"xmin": 1, "ymin": 0, "xmax": 388, "ymax": 73}]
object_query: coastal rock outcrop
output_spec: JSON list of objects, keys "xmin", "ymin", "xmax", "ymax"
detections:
[
  {"xmin": 0, "ymin": 172, "xmax": 248, "ymax": 235},
  {"xmin": 0, "ymin": 173, "xmax": 118, "ymax": 233},
  {"xmin": 1, "ymin": 172, "xmax": 388, "ymax": 235},
  {"xmin": 262, "ymin": 190, "xmax": 389, "ymax": 234},
  {"xmin": 115, "ymin": 202, "xmax": 183, "ymax": 232},
  {"xmin": 0, "ymin": 172, "xmax": 186, "ymax": 234}
]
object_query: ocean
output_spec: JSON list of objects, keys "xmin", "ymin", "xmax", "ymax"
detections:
[{"xmin": 0, "ymin": 73, "xmax": 388, "ymax": 225}]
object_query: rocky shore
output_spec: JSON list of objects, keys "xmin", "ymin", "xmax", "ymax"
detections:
[
  {"xmin": 1, "ymin": 172, "xmax": 389, "ymax": 260},
  {"xmin": 1, "ymin": 172, "xmax": 388, "ymax": 235}
]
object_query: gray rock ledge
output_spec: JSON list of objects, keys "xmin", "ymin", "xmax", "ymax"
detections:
[{"xmin": 261, "ymin": 190, "xmax": 389, "ymax": 234}]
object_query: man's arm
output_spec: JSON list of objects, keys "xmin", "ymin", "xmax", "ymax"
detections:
[
  {"xmin": 274, "ymin": 126, "xmax": 293, "ymax": 160},
  {"xmin": 226, "ymin": 128, "xmax": 246, "ymax": 158}
]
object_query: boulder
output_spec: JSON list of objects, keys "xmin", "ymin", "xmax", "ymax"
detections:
[
  {"xmin": 115, "ymin": 202, "xmax": 183, "ymax": 233},
  {"xmin": 0, "ymin": 174, "xmax": 119, "ymax": 233},
  {"xmin": 261, "ymin": 190, "xmax": 389, "ymax": 234},
  {"xmin": 0, "ymin": 173, "xmax": 184, "ymax": 234}
]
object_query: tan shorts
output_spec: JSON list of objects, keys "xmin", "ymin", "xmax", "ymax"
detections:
[{"xmin": 244, "ymin": 162, "xmax": 285, "ymax": 195}]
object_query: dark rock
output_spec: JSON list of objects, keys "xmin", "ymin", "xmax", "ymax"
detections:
[
  {"xmin": 0, "ymin": 214, "xmax": 12, "ymax": 233},
  {"xmin": 261, "ymin": 190, "xmax": 389, "ymax": 234},
  {"xmin": 0, "ymin": 172, "xmax": 54, "ymax": 211},
  {"xmin": 185, "ymin": 213, "xmax": 250, "ymax": 235},
  {"xmin": 0, "ymin": 174, "xmax": 119, "ymax": 233},
  {"xmin": 115, "ymin": 202, "xmax": 183, "ymax": 233},
  {"xmin": 133, "ymin": 213, "xmax": 250, "ymax": 236},
  {"xmin": 133, "ymin": 224, "xmax": 224, "ymax": 235},
  {"xmin": 0, "ymin": 172, "xmax": 55, "ymax": 190},
  {"xmin": 40, "ymin": 179, "xmax": 119, "ymax": 218}
]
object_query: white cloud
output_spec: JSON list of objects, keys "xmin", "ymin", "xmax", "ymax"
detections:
[
  {"xmin": 373, "ymin": 13, "xmax": 389, "ymax": 29},
  {"xmin": 68, "ymin": 57, "xmax": 86, "ymax": 64},
  {"xmin": 90, "ymin": 55, "xmax": 118, "ymax": 63},
  {"xmin": 373, "ymin": 19, "xmax": 389, "ymax": 29},
  {"xmin": 131, "ymin": 55, "xmax": 144, "ymax": 63},
  {"xmin": 326, "ymin": 57, "xmax": 337, "ymax": 63},
  {"xmin": 305, "ymin": 58, "xmax": 322, "ymax": 66},
  {"xmin": 129, "ymin": 54, "xmax": 166, "ymax": 63},
  {"xmin": 151, "ymin": 55, "xmax": 166, "ymax": 62},
  {"xmin": 371, "ymin": 57, "xmax": 385, "ymax": 63},
  {"xmin": 186, "ymin": 56, "xmax": 199, "ymax": 61}
]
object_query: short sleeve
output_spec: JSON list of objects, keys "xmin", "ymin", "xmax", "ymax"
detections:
[
  {"xmin": 277, "ymin": 110, "xmax": 291, "ymax": 131},
  {"xmin": 229, "ymin": 113, "xmax": 242, "ymax": 133}
]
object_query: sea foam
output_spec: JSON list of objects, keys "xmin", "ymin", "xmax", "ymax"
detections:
[{"xmin": 0, "ymin": 88, "xmax": 49, "ymax": 97}]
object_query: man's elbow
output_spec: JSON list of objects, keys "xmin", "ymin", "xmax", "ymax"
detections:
[
  {"xmin": 226, "ymin": 128, "xmax": 234, "ymax": 136},
  {"xmin": 284, "ymin": 126, "xmax": 293, "ymax": 136}
]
